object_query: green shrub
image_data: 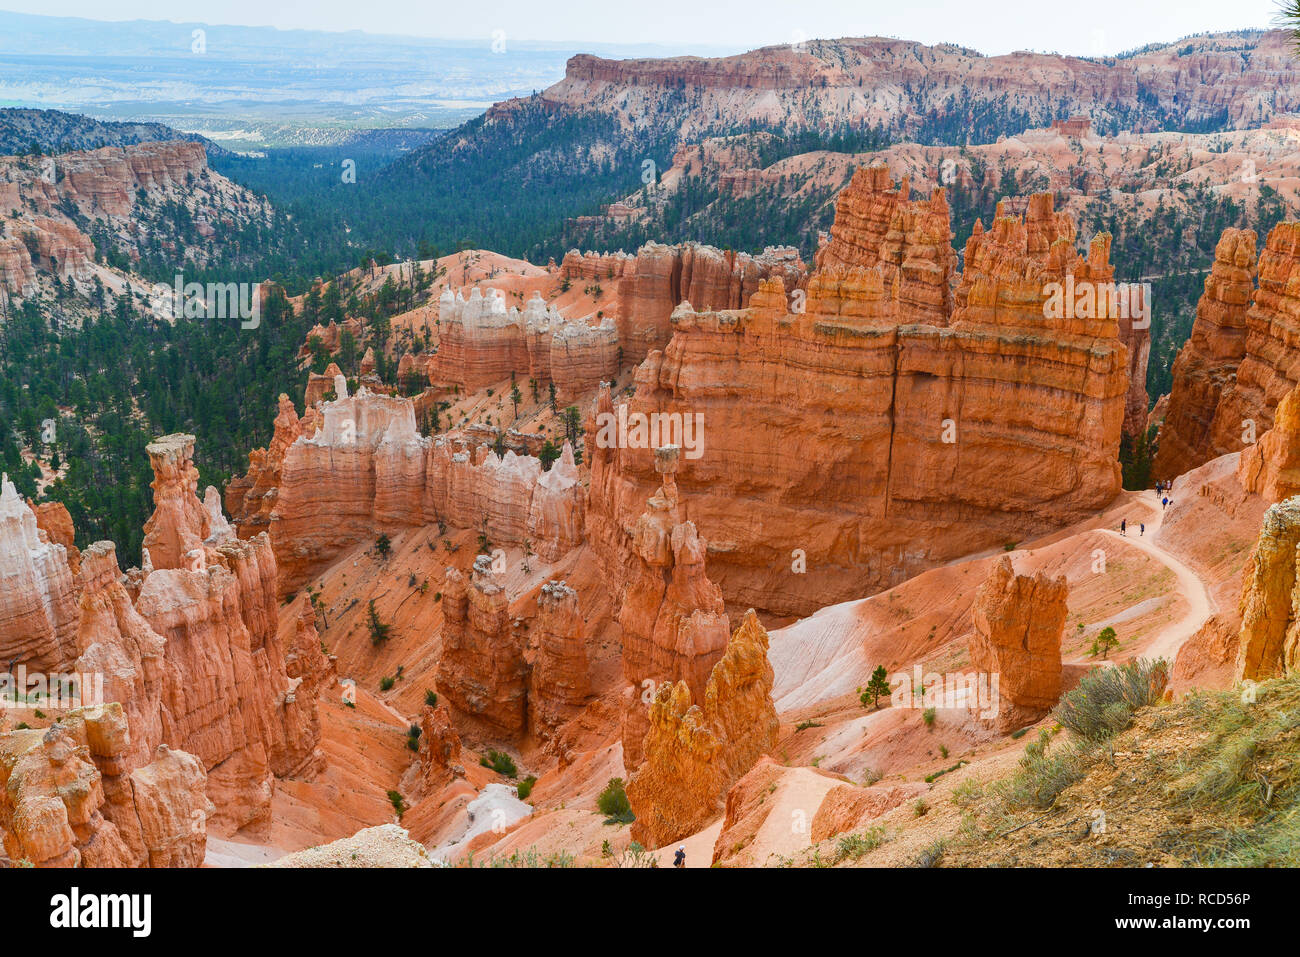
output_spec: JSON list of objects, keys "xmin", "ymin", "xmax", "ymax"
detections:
[
  {"xmin": 834, "ymin": 827, "xmax": 886, "ymax": 862},
  {"xmin": 367, "ymin": 600, "xmax": 391, "ymax": 645},
  {"xmin": 993, "ymin": 729, "xmax": 1090, "ymax": 811},
  {"xmin": 517, "ymin": 775, "xmax": 538, "ymax": 801},
  {"xmin": 922, "ymin": 707, "xmax": 937, "ymax": 727},
  {"xmin": 387, "ymin": 790, "xmax": 406, "ymax": 816},
  {"xmin": 951, "ymin": 778, "xmax": 984, "ymax": 808},
  {"xmin": 379, "ymin": 676, "xmax": 395, "ymax": 692},
  {"xmin": 480, "ymin": 748, "xmax": 518, "ymax": 778},
  {"xmin": 597, "ymin": 777, "xmax": 634, "ymax": 823},
  {"xmin": 424, "ymin": 689, "xmax": 438, "ymax": 707}
]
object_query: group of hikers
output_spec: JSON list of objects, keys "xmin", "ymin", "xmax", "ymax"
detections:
[
  {"xmin": 1156, "ymin": 478, "xmax": 1173, "ymax": 510},
  {"xmin": 1118, "ymin": 480, "xmax": 1175, "ymax": 537}
]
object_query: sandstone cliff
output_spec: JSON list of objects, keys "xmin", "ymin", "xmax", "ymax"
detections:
[
  {"xmin": 1156, "ymin": 223, "xmax": 1300, "ymax": 481},
  {"xmin": 611, "ymin": 242, "xmax": 806, "ymax": 360},
  {"xmin": 528, "ymin": 31, "xmax": 1300, "ymax": 143},
  {"xmin": 427, "ymin": 286, "xmax": 620, "ymax": 399},
  {"xmin": 234, "ymin": 382, "xmax": 585, "ymax": 594},
  {"xmin": 0, "ymin": 475, "xmax": 80, "ymax": 672},
  {"xmin": 0, "ymin": 140, "xmax": 271, "ymax": 308},
  {"xmin": 0, "ymin": 705, "xmax": 208, "ymax": 868},
  {"xmin": 1153, "ymin": 229, "xmax": 1258, "ymax": 480},
  {"xmin": 1238, "ymin": 381, "xmax": 1300, "ymax": 502},
  {"xmin": 527, "ymin": 580, "xmax": 590, "ymax": 738},
  {"xmin": 588, "ymin": 170, "xmax": 1128, "ymax": 617},
  {"xmin": 2, "ymin": 433, "xmax": 325, "ymax": 858},
  {"xmin": 612, "ymin": 446, "xmax": 730, "ymax": 769}
]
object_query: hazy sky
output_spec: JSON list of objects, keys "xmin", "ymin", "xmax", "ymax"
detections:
[{"xmin": 0, "ymin": 0, "xmax": 1287, "ymax": 55}]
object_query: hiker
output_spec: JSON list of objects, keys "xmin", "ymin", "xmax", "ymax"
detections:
[
  {"xmin": 1162, "ymin": 497, "xmax": 1168, "ymax": 510},
  {"xmin": 1120, "ymin": 518, "xmax": 1126, "ymax": 536},
  {"xmin": 674, "ymin": 845, "xmax": 686, "ymax": 868},
  {"xmin": 1140, "ymin": 523, "xmax": 1145, "ymax": 536}
]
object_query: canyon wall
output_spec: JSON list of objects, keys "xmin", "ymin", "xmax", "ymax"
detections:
[
  {"xmin": 0, "ymin": 139, "xmax": 269, "ymax": 304},
  {"xmin": 1156, "ymin": 223, "xmax": 1300, "ymax": 481},
  {"xmin": 421, "ymin": 242, "xmax": 805, "ymax": 395},
  {"xmin": 529, "ymin": 31, "xmax": 1300, "ymax": 141},
  {"xmin": 233, "ymin": 382, "xmax": 586, "ymax": 595},
  {"xmin": 588, "ymin": 168, "xmax": 1129, "ymax": 617},
  {"xmin": 425, "ymin": 287, "xmax": 619, "ymax": 400},
  {"xmin": 609, "ymin": 242, "xmax": 806, "ymax": 360}
]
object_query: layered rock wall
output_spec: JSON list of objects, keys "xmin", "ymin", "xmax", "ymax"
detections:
[
  {"xmin": 1153, "ymin": 229, "xmax": 1258, "ymax": 479},
  {"xmin": 588, "ymin": 171, "xmax": 1128, "ymax": 617},
  {"xmin": 241, "ymin": 382, "xmax": 585, "ymax": 594},
  {"xmin": 1156, "ymin": 223, "xmax": 1300, "ymax": 480}
]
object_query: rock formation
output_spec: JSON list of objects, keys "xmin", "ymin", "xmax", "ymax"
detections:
[
  {"xmin": 626, "ymin": 609, "xmax": 779, "ymax": 848},
  {"xmin": 3, "ymin": 432, "xmax": 325, "ymax": 855},
  {"xmin": 967, "ymin": 556, "xmax": 1068, "ymax": 732},
  {"xmin": 537, "ymin": 32, "xmax": 1300, "ymax": 143},
  {"xmin": 1118, "ymin": 303, "xmax": 1152, "ymax": 440},
  {"xmin": 140, "ymin": 434, "xmax": 216, "ymax": 570},
  {"xmin": 588, "ymin": 171, "xmax": 1128, "ymax": 617},
  {"xmin": 1153, "ymin": 229, "xmax": 1258, "ymax": 479},
  {"xmin": 0, "ymin": 706, "xmax": 208, "ymax": 868},
  {"xmin": 814, "ymin": 164, "xmax": 955, "ymax": 324},
  {"xmin": 427, "ymin": 286, "xmax": 620, "ymax": 398},
  {"xmin": 527, "ymin": 580, "xmax": 589, "ymax": 737},
  {"xmin": 0, "ymin": 140, "xmax": 270, "ymax": 305},
  {"xmin": 224, "ymin": 394, "xmax": 304, "ymax": 538},
  {"xmin": 30, "ymin": 501, "xmax": 79, "ymax": 576},
  {"xmin": 1156, "ymin": 223, "xmax": 1300, "ymax": 481},
  {"xmin": 612, "ymin": 242, "xmax": 806, "ymax": 360},
  {"xmin": 1237, "ymin": 497, "xmax": 1300, "ymax": 680},
  {"xmin": 613, "ymin": 446, "xmax": 730, "ymax": 768},
  {"xmin": 414, "ymin": 703, "xmax": 464, "ymax": 792},
  {"xmin": 130, "ymin": 435, "xmax": 323, "ymax": 831},
  {"xmin": 1238, "ymin": 381, "xmax": 1300, "ymax": 503},
  {"xmin": 525, "ymin": 443, "xmax": 585, "ymax": 562},
  {"xmin": 234, "ymin": 384, "xmax": 585, "ymax": 594},
  {"xmin": 0, "ymin": 475, "xmax": 80, "ymax": 672},
  {"xmin": 436, "ymin": 557, "xmax": 528, "ymax": 741}
]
